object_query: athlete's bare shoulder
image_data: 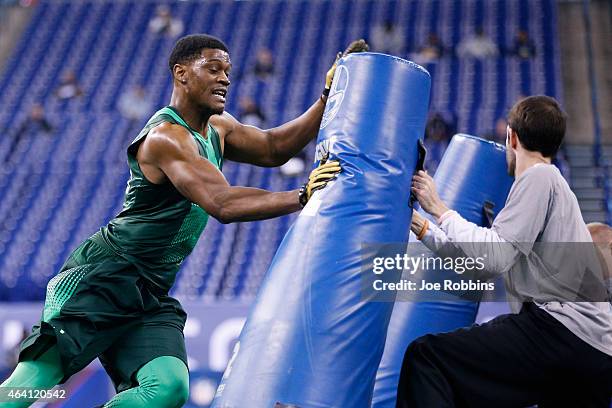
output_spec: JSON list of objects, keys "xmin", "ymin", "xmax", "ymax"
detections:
[
  {"xmin": 144, "ymin": 122, "xmax": 198, "ymax": 160},
  {"xmin": 136, "ymin": 122, "xmax": 200, "ymax": 186},
  {"xmin": 209, "ymin": 111, "xmax": 239, "ymax": 139}
]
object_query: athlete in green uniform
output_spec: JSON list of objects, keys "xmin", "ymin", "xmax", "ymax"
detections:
[{"xmin": 0, "ymin": 35, "xmax": 368, "ymax": 407}]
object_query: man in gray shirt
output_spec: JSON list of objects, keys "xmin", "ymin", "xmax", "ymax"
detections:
[{"xmin": 399, "ymin": 96, "xmax": 612, "ymax": 407}]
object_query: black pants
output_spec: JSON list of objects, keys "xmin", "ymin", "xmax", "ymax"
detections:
[{"xmin": 396, "ymin": 303, "xmax": 612, "ymax": 408}]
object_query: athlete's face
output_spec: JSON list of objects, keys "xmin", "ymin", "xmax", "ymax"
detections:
[{"xmin": 186, "ymin": 48, "xmax": 232, "ymax": 115}]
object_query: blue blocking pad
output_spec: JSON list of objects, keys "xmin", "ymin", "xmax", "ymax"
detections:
[
  {"xmin": 212, "ymin": 53, "xmax": 431, "ymax": 408},
  {"xmin": 372, "ymin": 134, "xmax": 514, "ymax": 407}
]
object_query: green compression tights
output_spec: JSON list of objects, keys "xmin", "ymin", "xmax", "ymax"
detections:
[
  {"xmin": 0, "ymin": 349, "xmax": 188, "ymax": 408},
  {"xmin": 0, "ymin": 345, "xmax": 64, "ymax": 408}
]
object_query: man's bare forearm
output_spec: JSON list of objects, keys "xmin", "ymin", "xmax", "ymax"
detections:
[
  {"xmin": 267, "ymin": 97, "xmax": 326, "ymax": 163},
  {"xmin": 212, "ymin": 187, "xmax": 301, "ymax": 224}
]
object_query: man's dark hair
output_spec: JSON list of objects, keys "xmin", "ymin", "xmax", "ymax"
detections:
[
  {"xmin": 507, "ymin": 95, "xmax": 566, "ymax": 157},
  {"xmin": 168, "ymin": 34, "xmax": 229, "ymax": 72}
]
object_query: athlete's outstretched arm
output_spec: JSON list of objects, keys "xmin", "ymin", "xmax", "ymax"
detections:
[
  {"xmin": 217, "ymin": 102, "xmax": 326, "ymax": 167},
  {"xmin": 140, "ymin": 123, "xmax": 338, "ymax": 224},
  {"xmin": 219, "ymin": 39, "xmax": 369, "ymax": 167}
]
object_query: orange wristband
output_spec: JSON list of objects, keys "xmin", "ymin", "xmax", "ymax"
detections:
[{"xmin": 416, "ymin": 219, "xmax": 429, "ymax": 240}]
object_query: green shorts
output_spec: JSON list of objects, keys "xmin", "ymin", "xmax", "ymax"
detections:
[{"xmin": 19, "ymin": 236, "xmax": 188, "ymax": 392}]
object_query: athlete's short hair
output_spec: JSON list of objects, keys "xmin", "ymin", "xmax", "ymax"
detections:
[
  {"xmin": 507, "ymin": 95, "xmax": 566, "ymax": 158},
  {"xmin": 168, "ymin": 34, "xmax": 229, "ymax": 72}
]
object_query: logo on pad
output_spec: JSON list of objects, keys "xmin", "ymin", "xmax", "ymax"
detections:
[{"xmin": 320, "ymin": 65, "xmax": 349, "ymax": 129}]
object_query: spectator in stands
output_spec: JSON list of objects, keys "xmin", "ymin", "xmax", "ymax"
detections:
[
  {"xmin": 412, "ymin": 33, "xmax": 445, "ymax": 64},
  {"xmin": 54, "ymin": 70, "xmax": 83, "ymax": 101},
  {"xmin": 456, "ymin": 27, "xmax": 498, "ymax": 59},
  {"xmin": 483, "ymin": 118, "xmax": 508, "ymax": 144},
  {"xmin": 510, "ymin": 30, "xmax": 536, "ymax": 59},
  {"xmin": 238, "ymin": 97, "xmax": 266, "ymax": 128},
  {"xmin": 424, "ymin": 112, "xmax": 453, "ymax": 173},
  {"xmin": 253, "ymin": 48, "xmax": 275, "ymax": 81},
  {"xmin": 5, "ymin": 103, "xmax": 53, "ymax": 163},
  {"xmin": 370, "ymin": 19, "xmax": 405, "ymax": 56},
  {"xmin": 148, "ymin": 5, "xmax": 184, "ymax": 37},
  {"xmin": 118, "ymin": 85, "xmax": 153, "ymax": 122}
]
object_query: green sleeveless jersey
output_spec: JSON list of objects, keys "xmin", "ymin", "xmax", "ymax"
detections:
[{"xmin": 92, "ymin": 106, "xmax": 223, "ymax": 292}]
